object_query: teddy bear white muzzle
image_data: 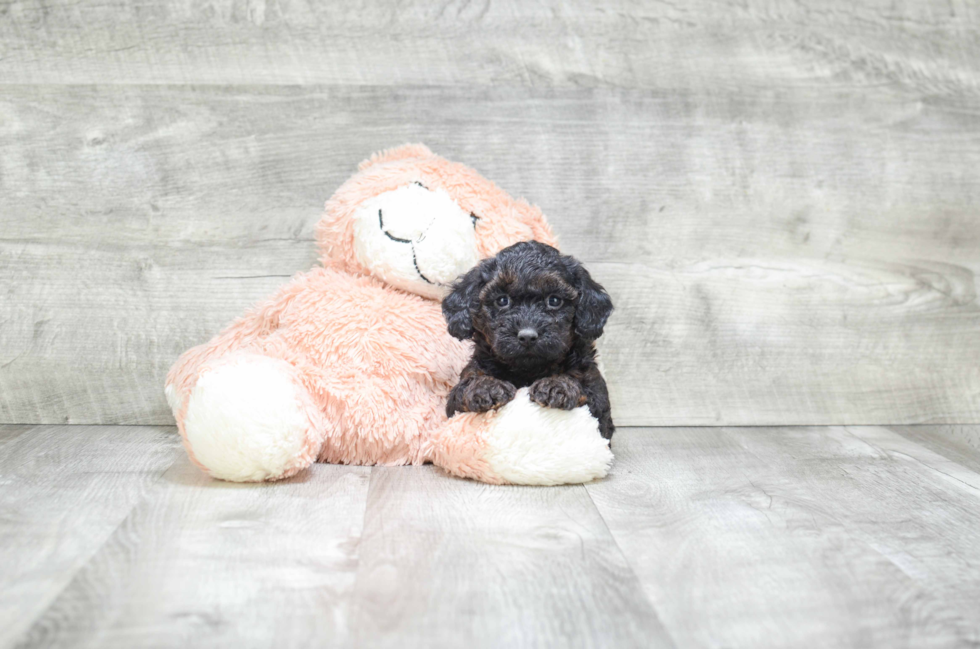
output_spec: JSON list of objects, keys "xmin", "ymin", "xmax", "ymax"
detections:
[{"xmin": 352, "ymin": 183, "xmax": 479, "ymax": 299}]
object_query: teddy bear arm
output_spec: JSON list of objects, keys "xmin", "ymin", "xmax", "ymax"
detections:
[{"xmin": 428, "ymin": 391, "xmax": 613, "ymax": 486}]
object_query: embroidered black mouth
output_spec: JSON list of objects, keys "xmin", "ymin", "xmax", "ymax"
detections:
[
  {"xmin": 379, "ymin": 208, "xmax": 441, "ymax": 286},
  {"xmin": 410, "ymin": 247, "xmax": 439, "ymax": 285},
  {"xmin": 379, "ymin": 209, "xmax": 412, "ymax": 244}
]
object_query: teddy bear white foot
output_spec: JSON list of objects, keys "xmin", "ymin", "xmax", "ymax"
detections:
[
  {"xmin": 481, "ymin": 389, "xmax": 613, "ymax": 486},
  {"xmin": 180, "ymin": 354, "xmax": 322, "ymax": 482}
]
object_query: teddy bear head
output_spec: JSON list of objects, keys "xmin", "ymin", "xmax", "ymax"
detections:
[{"xmin": 317, "ymin": 144, "xmax": 558, "ymax": 300}]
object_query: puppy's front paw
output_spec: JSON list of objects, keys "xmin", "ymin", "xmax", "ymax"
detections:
[
  {"xmin": 450, "ymin": 376, "xmax": 517, "ymax": 415},
  {"xmin": 529, "ymin": 375, "xmax": 586, "ymax": 410}
]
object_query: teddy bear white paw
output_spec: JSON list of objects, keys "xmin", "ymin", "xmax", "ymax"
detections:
[
  {"xmin": 481, "ymin": 389, "xmax": 613, "ymax": 485},
  {"xmin": 181, "ymin": 354, "xmax": 316, "ymax": 482}
]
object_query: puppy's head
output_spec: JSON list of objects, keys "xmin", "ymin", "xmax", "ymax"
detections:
[{"xmin": 443, "ymin": 241, "xmax": 613, "ymax": 368}]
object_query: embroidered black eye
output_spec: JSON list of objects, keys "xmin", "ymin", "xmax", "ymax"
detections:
[
  {"xmin": 547, "ymin": 295, "xmax": 563, "ymax": 308},
  {"xmin": 495, "ymin": 295, "xmax": 510, "ymax": 307},
  {"xmin": 470, "ymin": 212, "xmax": 480, "ymax": 227}
]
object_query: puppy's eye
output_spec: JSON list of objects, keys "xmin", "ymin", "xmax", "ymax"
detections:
[
  {"xmin": 495, "ymin": 295, "xmax": 510, "ymax": 307},
  {"xmin": 547, "ymin": 295, "xmax": 563, "ymax": 308}
]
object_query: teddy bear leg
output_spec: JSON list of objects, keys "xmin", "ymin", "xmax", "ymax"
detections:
[
  {"xmin": 429, "ymin": 389, "xmax": 614, "ymax": 486},
  {"xmin": 170, "ymin": 352, "xmax": 328, "ymax": 482}
]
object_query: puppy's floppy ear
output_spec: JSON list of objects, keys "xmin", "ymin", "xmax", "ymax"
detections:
[
  {"xmin": 442, "ymin": 259, "xmax": 493, "ymax": 340},
  {"xmin": 567, "ymin": 258, "xmax": 613, "ymax": 340}
]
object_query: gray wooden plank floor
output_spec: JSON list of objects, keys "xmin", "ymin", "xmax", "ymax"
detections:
[
  {"xmin": 0, "ymin": 425, "xmax": 180, "ymax": 648},
  {"xmin": 3, "ymin": 425, "xmax": 980, "ymax": 648}
]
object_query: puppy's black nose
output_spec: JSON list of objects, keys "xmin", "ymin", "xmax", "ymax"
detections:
[{"xmin": 517, "ymin": 328, "xmax": 538, "ymax": 345}]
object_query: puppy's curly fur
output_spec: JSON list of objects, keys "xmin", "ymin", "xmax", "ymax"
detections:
[{"xmin": 443, "ymin": 241, "xmax": 615, "ymax": 439}]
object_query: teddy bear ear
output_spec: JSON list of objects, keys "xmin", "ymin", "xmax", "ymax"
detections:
[{"xmin": 358, "ymin": 143, "xmax": 435, "ymax": 171}]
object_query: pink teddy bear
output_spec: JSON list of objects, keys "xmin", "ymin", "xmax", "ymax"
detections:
[{"xmin": 165, "ymin": 144, "xmax": 612, "ymax": 485}]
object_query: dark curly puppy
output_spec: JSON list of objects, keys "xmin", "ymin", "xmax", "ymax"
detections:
[{"xmin": 442, "ymin": 241, "xmax": 615, "ymax": 439}]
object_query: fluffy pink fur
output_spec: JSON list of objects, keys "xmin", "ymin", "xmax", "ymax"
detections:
[{"xmin": 166, "ymin": 144, "xmax": 558, "ymax": 482}]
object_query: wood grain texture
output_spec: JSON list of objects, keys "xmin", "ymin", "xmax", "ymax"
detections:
[
  {"xmin": 587, "ymin": 426, "xmax": 980, "ymax": 648},
  {"xmin": 1, "ymin": 0, "xmax": 979, "ymax": 93},
  {"xmin": 5, "ymin": 424, "xmax": 980, "ymax": 648},
  {"xmin": 0, "ymin": 424, "xmax": 35, "ymax": 446},
  {"xmin": 728, "ymin": 425, "xmax": 980, "ymax": 645},
  {"xmin": 889, "ymin": 424, "xmax": 980, "ymax": 475},
  {"xmin": 12, "ymin": 454, "xmax": 372, "ymax": 649},
  {"xmin": 349, "ymin": 465, "xmax": 673, "ymax": 649},
  {"xmin": 0, "ymin": 425, "xmax": 180, "ymax": 648},
  {"xmin": 2, "ymin": 80, "xmax": 979, "ymax": 425}
]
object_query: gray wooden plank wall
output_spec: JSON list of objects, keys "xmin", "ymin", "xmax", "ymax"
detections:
[{"xmin": 2, "ymin": 0, "xmax": 980, "ymax": 426}]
